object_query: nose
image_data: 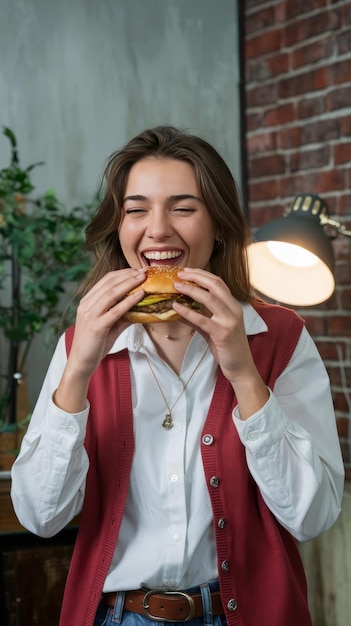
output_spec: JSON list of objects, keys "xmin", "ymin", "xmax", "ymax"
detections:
[{"xmin": 146, "ymin": 209, "xmax": 173, "ymax": 239}]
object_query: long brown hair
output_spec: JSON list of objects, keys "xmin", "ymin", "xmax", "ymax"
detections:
[{"xmin": 80, "ymin": 125, "xmax": 254, "ymax": 302}]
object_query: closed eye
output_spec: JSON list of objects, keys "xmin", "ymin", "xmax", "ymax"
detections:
[
  {"xmin": 173, "ymin": 206, "xmax": 196, "ymax": 213},
  {"xmin": 124, "ymin": 207, "xmax": 147, "ymax": 214}
]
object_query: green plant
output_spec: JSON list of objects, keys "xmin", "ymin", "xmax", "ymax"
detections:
[{"xmin": 0, "ymin": 126, "xmax": 93, "ymax": 430}]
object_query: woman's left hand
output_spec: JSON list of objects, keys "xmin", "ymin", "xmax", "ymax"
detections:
[{"xmin": 173, "ymin": 268, "xmax": 269, "ymax": 418}]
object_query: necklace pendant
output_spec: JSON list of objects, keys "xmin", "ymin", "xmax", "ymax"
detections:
[{"xmin": 162, "ymin": 414, "xmax": 173, "ymax": 430}]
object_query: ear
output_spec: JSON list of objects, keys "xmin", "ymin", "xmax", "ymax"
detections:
[{"xmin": 215, "ymin": 234, "xmax": 224, "ymax": 244}]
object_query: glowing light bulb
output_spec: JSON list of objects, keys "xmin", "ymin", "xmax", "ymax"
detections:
[{"xmin": 267, "ymin": 241, "xmax": 319, "ymax": 268}]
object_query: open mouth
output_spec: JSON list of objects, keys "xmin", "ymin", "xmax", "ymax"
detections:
[{"xmin": 142, "ymin": 250, "xmax": 183, "ymax": 266}]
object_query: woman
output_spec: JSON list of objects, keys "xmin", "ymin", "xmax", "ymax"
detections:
[{"xmin": 11, "ymin": 126, "xmax": 344, "ymax": 626}]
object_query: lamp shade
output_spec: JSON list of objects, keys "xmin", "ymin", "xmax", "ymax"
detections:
[{"xmin": 247, "ymin": 194, "xmax": 335, "ymax": 306}]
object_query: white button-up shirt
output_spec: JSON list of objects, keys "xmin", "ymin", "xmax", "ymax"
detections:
[{"xmin": 11, "ymin": 304, "xmax": 344, "ymax": 592}]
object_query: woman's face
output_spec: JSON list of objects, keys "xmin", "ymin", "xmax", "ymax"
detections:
[{"xmin": 119, "ymin": 157, "xmax": 217, "ymax": 269}]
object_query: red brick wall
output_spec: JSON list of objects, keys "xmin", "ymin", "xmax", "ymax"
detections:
[{"xmin": 243, "ymin": 0, "xmax": 351, "ymax": 479}]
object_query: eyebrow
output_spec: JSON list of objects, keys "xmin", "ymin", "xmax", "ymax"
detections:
[{"xmin": 123, "ymin": 193, "xmax": 203, "ymax": 203}]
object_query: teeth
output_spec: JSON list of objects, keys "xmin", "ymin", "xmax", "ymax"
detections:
[{"xmin": 144, "ymin": 251, "xmax": 182, "ymax": 260}]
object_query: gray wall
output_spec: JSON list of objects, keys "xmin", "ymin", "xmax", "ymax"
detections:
[{"xmin": 0, "ymin": 0, "xmax": 241, "ymax": 405}]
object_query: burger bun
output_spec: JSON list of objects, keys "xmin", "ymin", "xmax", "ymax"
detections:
[{"xmin": 125, "ymin": 266, "xmax": 197, "ymax": 324}]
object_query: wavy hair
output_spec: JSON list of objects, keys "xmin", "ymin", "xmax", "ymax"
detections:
[{"xmin": 79, "ymin": 125, "xmax": 254, "ymax": 302}]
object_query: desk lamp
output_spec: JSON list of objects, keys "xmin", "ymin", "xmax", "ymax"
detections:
[{"xmin": 247, "ymin": 193, "xmax": 351, "ymax": 306}]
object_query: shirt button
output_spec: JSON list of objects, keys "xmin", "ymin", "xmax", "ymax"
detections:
[
  {"xmin": 221, "ymin": 560, "xmax": 230, "ymax": 572},
  {"xmin": 172, "ymin": 532, "xmax": 181, "ymax": 542},
  {"xmin": 173, "ymin": 423, "xmax": 182, "ymax": 433},
  {"xmin": 202, "ymin": 434, "xmax": 214, "ymax": 446},
  {"xmin": 248, "ymin": 431, "xmax": 258, "ymax": 441},
  {"xmin": 227, "ymin": 599, "xmax": 238, "ymax": 611},
  {"xmin": 217, "ymin": 518, "xmax": 226, "ymax": 529},
  {"xmin": 170, "ymin": 474, "xmax": 179, "ymax": 483},
  {"xmin": 65, "ymin": 424, "xmax": 77, "ymax": 435}
]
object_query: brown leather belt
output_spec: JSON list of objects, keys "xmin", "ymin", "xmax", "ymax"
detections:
[{"xmin": 101, "ymin": 588, "xmax": 224, "ymax": 622}]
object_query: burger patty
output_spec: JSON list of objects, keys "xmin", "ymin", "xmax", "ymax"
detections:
[{"xmin": 133, "ymin": 295, "xmax": 195, "ymax": 314}]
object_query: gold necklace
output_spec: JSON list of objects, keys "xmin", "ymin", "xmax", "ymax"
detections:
[
  {"xmin": 145, "ymin": 346, "xmax": 209, "ymax": 430},
  {"xmin": 149, "ymin": 325, "xmax": 195, "ymax": 341}
]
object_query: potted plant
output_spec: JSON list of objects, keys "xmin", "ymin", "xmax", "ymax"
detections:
[{"xmin": 0, "ymin": 127, "xmax": 93, "ymax": 469}]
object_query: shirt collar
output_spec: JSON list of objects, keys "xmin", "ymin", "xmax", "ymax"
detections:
[
  {"xmin": 241, "ymin": 302, "xmax": 268, "ymax": 335},
  {"xmin": 108, "ymin": 302, "xmax": 268, "ymax": 355}
]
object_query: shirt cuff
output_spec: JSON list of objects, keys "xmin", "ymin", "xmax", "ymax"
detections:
[
  {"xmin": 41, "ymin": 397, "xmax": 90, "ymax": 444},
  {"xmin": 233, "ymin": 389, "xmax": 290, "ymax": 455}
]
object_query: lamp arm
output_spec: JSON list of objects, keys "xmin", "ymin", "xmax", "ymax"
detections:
[{"xmin": 320, "ymin": 215, "xmax": 351, "ymax": 237}]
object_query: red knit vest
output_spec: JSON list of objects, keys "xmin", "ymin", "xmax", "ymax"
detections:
[{"xmin": 60, "ymin": 302, "xmax": 312, "ymax": 626}]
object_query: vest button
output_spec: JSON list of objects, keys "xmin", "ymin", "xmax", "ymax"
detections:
[
  {"xmin": 221, "ymin": 560, "xmax": 230, "ymax": 572},
  {"xmin": 217, "ymin": 517, "xmax": 226, "ymax": 529},
  {"xmin": 227, "ymin": 599, "xmax": 238, "ymax": 612},
  {"xmin": 202, "ymin": 434, "xmax": 214, "ymax": 446},
  {"xmin": 209, "ymin": 476, "xmax": 219, "ymax": 488}
]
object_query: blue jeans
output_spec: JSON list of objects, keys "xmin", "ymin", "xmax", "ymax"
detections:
[{"xmin": 94, "ymin": 582, "xmax": 227, "ymax": 626}]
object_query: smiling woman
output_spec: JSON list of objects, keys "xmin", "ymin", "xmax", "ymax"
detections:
[
  {"xmin": 79, "ymin": 125, "xmax": 253, "ymax": 303},
  {"xmin": 10, "ymin": 125, "xmax": 344, "ymax": 626},
  {"xmin": 119, "ymin": 157, "xmax": 216, "ymax": 272}
]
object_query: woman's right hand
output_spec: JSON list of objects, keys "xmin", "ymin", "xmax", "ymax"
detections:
[
  {"xmin": 71, "ymin": 268, "xmax": 147, "ymax": 375},
  {"xmin": 54, "ymin": 268, "xmax": 146, "ymax": 412}
]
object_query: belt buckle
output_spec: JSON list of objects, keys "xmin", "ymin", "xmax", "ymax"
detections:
[{"xmin": 142, "ymin": 589, "xmax": 196, "ymax": 623}]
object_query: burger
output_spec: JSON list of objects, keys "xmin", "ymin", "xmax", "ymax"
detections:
[{"xmin": 124, "ymin": 265, "xmax": 201, "ymax": 324}]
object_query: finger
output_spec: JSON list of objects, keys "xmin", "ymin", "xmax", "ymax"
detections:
[
  {"xmin": 173, "ymin": 276, "xmax": 242, "ymax": 339},
  {"xmin": 172, "ymin": 299, "xmax": 213, "ymax": 329},
  {"xmin": 178, "ymin": 267, "xmax": 231, "ymax": 296},
  {"xmin": 84, "ymin": 268, "xmax": 146, "ymax": 300},
  {"xmin": 80, "ymin": 289, "xmax": 146, "ymax": 334},
  {"xmin": 81, "ymin": 269, "xmax": 147, "ymax": 313},
  {"xmin": 174, "ymin": 279, "xmax": 223, "ymax": 318},
  {"xmin": 175, "ymin": 269, "xmax": 241, "ymax": 318}
]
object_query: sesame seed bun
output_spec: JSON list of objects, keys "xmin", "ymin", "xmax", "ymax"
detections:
[{"xmin": 125, "ymin": 266, "xmax": 199, "ymax": 324}]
